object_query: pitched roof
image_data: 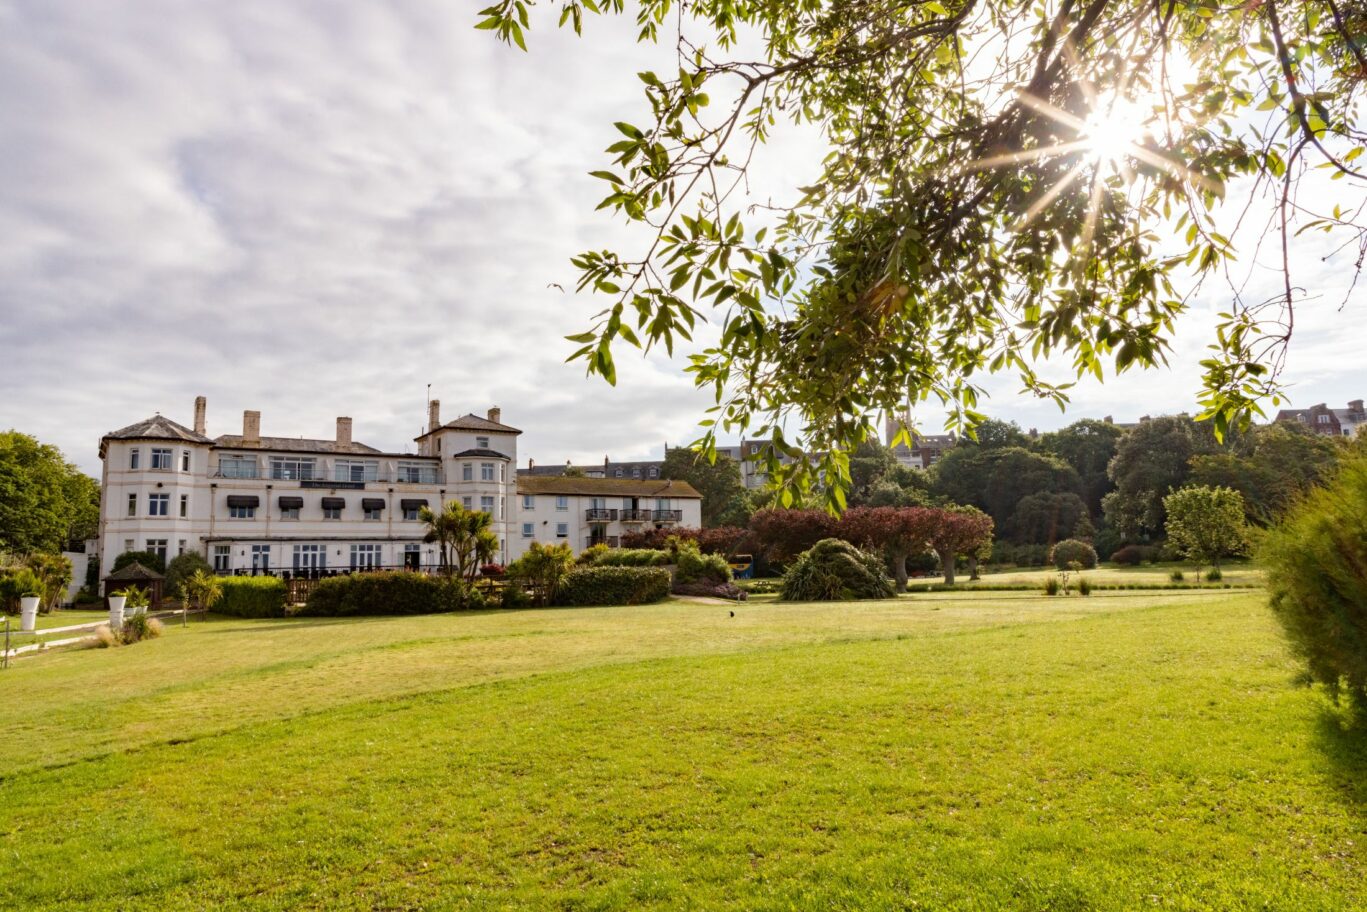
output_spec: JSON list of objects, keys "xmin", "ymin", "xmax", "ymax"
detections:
[
  {"xmin": 418, "ymin": 413, "xmax": 522, "ymax": 437},
  {"xmin": 213, "ymin": 435, "xmax": 383, "ymax": 455},
  {"xmin": 104, "ymin": 415, "xmax": 212, "ymax": 445},
  {"xmin": 517, "ymin": 476, "xmax": 700, "ymax": 498},
  {"xmin": 450, "ymin": 448, "xmax": 511, "ymax": 459},
  {"xmin": 104, "ymin": 561, "xmax": 165, "ymax": 581}
]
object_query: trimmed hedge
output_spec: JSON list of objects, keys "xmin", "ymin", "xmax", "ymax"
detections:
[
  {"xmin": 675, "ymin": 543, "xmax": 731, "ymax": 585},
  {"xmin": 556, "ymin": 566, "xmax": 671, "ymax": 607},
  {"xmin": 295, "ymin": 572, "xmax": 483, "ymax": 617},
  {"xmin": 216, "ymin": 576, "xmax": 288, "ymax": 618},
  {"xmin": 590, "ymin": 548, "xmax": 671, "ymax": 568},
  {"xmin": 1050, "ymin": 538, "xmax": 1098, "ymax": 570}
]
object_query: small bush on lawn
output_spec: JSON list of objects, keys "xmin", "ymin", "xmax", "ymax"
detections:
[
  {"xmin": 507, "ymin": 542, "xmax": 577, "ymax": 606},
  {"xmin": 1110, "ymin": 544, "xmax": 1146, "ymax": 566},
  {"xmin": 1049, "ymin": 539, "xmax": 1098, "ymax": 570},
  {"xmin": 740, "ymin": 579, "xmax": 780, "ymax": 595},
  {"xmin": 591, "ymin": 548, "xmax": 671, "ymax": 568},
  {"xmin": 1264, "ymin": 456, "xmax": 1367, "ymax": 712},
  {"xmin": 1206, "ymin": 567, "xmax": 1223, "ymax": 582},
  {"xmin": 164, "ymin": 552, "xmax": 213, "ymax": 600},
  {"xmin": 1043, "ymin": 576, "xmax": 1061, "ymax": 596},
  {"xmin": 1170, "ymin": 569, "xmax": 1185, "ymax": 582},
  {"xmin": 556, "ymin": 567, "xmax": 671, "ymax": 607},
  {"xmin": 216, "ymin": 576, "xmax": 288, "ymax": 618},
  {"xmin": 89, "ymin": 615, "xmax": 163, "ymax": 648},
  {"xmin": 1077, "ymin": 576, "xmax": 1092, "ymax": 596},
  {"xmin": 779, "ymin": 539, "xmax": 895, "ymax": 602},
  {"xmin": 672, "ymin": 579, "xmax": 748, "ymax": 600},
  {"xmin": 295, "ymin": 572, "xmax": 475, "ymax": 617}
]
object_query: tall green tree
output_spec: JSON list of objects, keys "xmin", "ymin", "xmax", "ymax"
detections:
[
  {"xmin": 1101, "ymin": 415, "xmax": 1218, "ymax": 540},
  {"xmin": 0, "ymin": 431, "xmax": 99, "ymax": 555},
  {"xmin": 932, "ymin": 446, "xmax": 1081, "ymax": 536},
  {"xmin": 480, "ymin": 0, "xmax": 1365, "ymax": 505},
  {"xmin": 421, "ymin": 502, "xmax": 500, "ymax": 581},
  {"xmin": 1037, "ymin": 419, "xmax": 1125, "ymax": 515},
  {"xmin": 1163, "ymin": 485, "xmax": 1249, "ymax": 571},
  {"xmin": 661, "ymin": 447, "xmax": 753, "ymax": 527},
  {"xmin": 1188, "ymin": 423, "xmax": 1342, "ymax": 525}
]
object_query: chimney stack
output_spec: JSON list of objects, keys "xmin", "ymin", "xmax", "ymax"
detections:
[
  {"xmin": 193, "ymin": 396, "xmax": 207, "ymax": 436},
  {"xmin": 487, "ymin": 406, "xmax": 502, "ymax": 425},
  {"xmin": 528, "ymin": 457, "xmax": 535, "ymax": 470},
  {"xmin": 336, "ymin": 417, "xmax": 353, "ymax": 448},
  {"xmin": 1350, "ymin": 399, "xmax": 1364, "ymax": 415},
  {"xmin": 243, "ymin": 410, "xmax": 261, "ymax": 447},
  {"xmin": 428, "ymin": 399, "xmax": 441, "ymax": 433}
]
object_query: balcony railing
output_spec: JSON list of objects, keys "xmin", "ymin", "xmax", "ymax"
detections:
[
  {"xmin": 653, "ymin": 510, "xmax": 683, "ymax": 522},
  {"xmin": 618, "ymin": 509, "xmax": 652, "ymax": 522},
  {"xmin": 214, "ymin": 465, "xmax": 261, "ymax": 479},
  {"xmin": 584, "ymin": 536, "xmax": 621, "ymax": 549},
  {"xmin": 585, "ymin": 508, "xmax": 618, "ymax": 522},
  {"xmin": 211, "ymin": 468, "xmax": 445, "ymax": 485}
]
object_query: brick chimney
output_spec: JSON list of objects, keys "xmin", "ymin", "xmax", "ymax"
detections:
[
  {"xmin": 487, "ymin": 406, "xmax": 501, "ymax": 425},
  {"xmin": 336, "ymin": 417, "xmax": 353, "ymax": 448},
  {"xmin": 1351, "ymin": 399, "xmax": 1364, "ymax": 416},
  {"xmin": 193, "ymin": 396, "xmax": 207, "ymax": 436},
  {"xmin": 428, "ymin": 399, "xmax": 441, "ymax": 433},
  {"xmin": 243, "ymin": 410, "xmax": 261, "ymax": 447},
  {"xmin": 528, "ymin": 457, "xmax": 535, "ymax": 469}
]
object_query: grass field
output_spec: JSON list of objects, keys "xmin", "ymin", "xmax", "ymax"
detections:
[{"xmin": 3, "ymin": 587, "xmax": 1365, "ymax": 910}]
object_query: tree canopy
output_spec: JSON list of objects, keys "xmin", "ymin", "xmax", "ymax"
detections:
[
  {"xmin": 0, "ymin": 431, "xmax": 99, "ymax": 555},
  {"xmin": 480, "ymin": 0, "xmax": 1366, "ymax": 506},
  {"xmin": 660, "ymin": 447, "xmax": 753, "ymax": 526}
]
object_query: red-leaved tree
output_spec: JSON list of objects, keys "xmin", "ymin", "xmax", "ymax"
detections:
[
  {"xmin": 927, "ymin": 507, "xmax": 995, "ymax": 585},
  {"xmin": 838, "ymin": 506, "xmax": 939, "ymax": 591},
  {"xmin": 748, "ymin": 508, "xmax": 838, "ymax": 564}
]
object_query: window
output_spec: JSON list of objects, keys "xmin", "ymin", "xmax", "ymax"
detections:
[
  {"xmin": 218, "ymin": 456, "xmax": 258, "ymax": 479},
  {"xmin": 648, "ymin": 467, "xmax": 659, "ymax": 478},
  {"xmin": 145, "ymin": 539, "xmax": 168, "ymax": 562},
  {"xmin": 462, "ymin": 463, "xmax": 473, "ymax": 481},
  {"xmin": 657, "ymin": 498, "xmax": 672, "ymax": 510},
  {"xmin": 555, "ymin": 495, "xmax": 568, "ymax": 511},
  {"xmin": 522, "ymin": 494, "xmax": 535, "ymax": 509},
  {"xmin": 614, "ymin": 468, "xmax": 623, "ymax": 477},
  {"xmin": 403, "ymin": 543, "xmax": 421, "ymax": 570},
  {"xmin": 181, "ymin": 450, "xmax": 191, "ymax": 472},
  {"xmin": 213, "ymin": 545, "xmax": 230, "ymax": 572},
  {"xmin": 397, "ymin": 461, "xmax": 439, "ymax": 484},
  {"xmin": 350, "ymin": 544, "xmax": 382, "ymax": 570},
  {"xmin": 129, "ymin": 448, "xmax": 140, "ymax": 469},
  {"xmin": 179, "ymin": 494, "xmax": 189, "ymax": 517},
  {"xmin": 251, "ymin": 544, "xmax": 270, "ymax": 573},
  {"xmin": 177, "ymin": 539, "xmax": 186, "ymax": 555},
  {"xmin": 555, "ymin": 523, "xmax": 569, "ymax": 539},
  {"xmin": 476, "ymin": 436, "xmax": 490, "ymax": 449},
  {"xmin": 127, "ymin": 493, "xmax": 137, "ymax": 517},
  {"xmin": 281, "ymin": 506, "xmax": 300, "ymax": 520},
  {"xmin": 270, "ymin": 456, "xmax": 317, "ymax": 480},
  {"xmin": 151, "ymin": 448, "xmax": 173, "ymax": 470},
  {"xmin": 293, "ymin": 544, "xmax": 326, "ymax": 572},
  {"xmin": 363, "ymin": 505, "xmax": 382, "ymax": 521},
  {"xmin": 229, "ymin": 504, "xmax": 256, "ymax": 519},
  {"xmin": 522, "ymin": 522, "xmax": 534, "ymax": 539},
  {"xmin": 124, "ymin": 538, "xmax": 134, "ymax": 553},
  {"xmin": 324, "ymin": 505, "xmax": 342, "ymax": 520},
  {"xmin": 480, "ymin": 495, "xmax": 495, "ymax": 515},
  {"xmin": 480, "ymin": 462, "xmax": 495, "ymax": 481},
  {"xmin": 148, "ymin": 493, "xmax": 169, "ymax": 516},
  {"xmin": 1318, "ymin": 414, "xmax": 1331, "ymax": 425},
  {"xmin": 462, "ymin": 496, "xmax": 472, "ymax": 510},
  {"xmin": 334, "ymin": 459, "xmax": 378, "ymax": 482},
  {"xmin": 402, "ymin": 505, "xmax": 420, "ymax": 521},
  {"xmin": 632, "ymin": 467, "xmax": 641, "ymax": 478}
]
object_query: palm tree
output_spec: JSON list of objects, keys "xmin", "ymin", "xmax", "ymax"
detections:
[{"xmin": 422, "ymin": 503, "xmax": 500, "ymax": 581}]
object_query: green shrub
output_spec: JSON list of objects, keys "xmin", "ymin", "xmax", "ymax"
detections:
[
  {"xmin": 779, "ymin": 539, "xmax": 895, "ymax": 602},
  {"xmin": 591, "ymin": 548, "xmax": 671, "ymax": 567},
  {"xmin": 295, "ymin": 572, "xmax": 474, "ymax": 617},
  {"xmin": 118, "ymin": 613, "xmax": 163, "ymax": 644},
  {"xmin": 216, "ymin": 576, "xmax": 288, "ymax": 618},
  {"xmin": 1264, "ymin": 456, "xmax": 1367, "ymax": 711},
  {"xmin": 577, "ymin": 543, "xmax": 610, "ymax": 565},
  {"xmin": 556, "ymin": 566, "xmax": 671, "ymax": 606},
  {"xmin": 740, "ymin": 579, "xmax": 780, "ymax": 595},
  {"xmin": 1110, "ymin": 544, "xmax": 1146, "ymax": 566},
  {"xmin": 0, "ymin": 567, "xmax": 42, "ymax": 613},
  {"xmin": 1169, "ymin": 569, "xmax": 1185, "ymax": 582},
  {"xmin": 507, "ymin": 542, "xmax": 577, "ymax": 606},
  {"xmin": 1043, "ymin": 575, "xmax": 1061, "ymax": 596},
  {"xmin": 1205, "ymin": 567, "xmax": 1223, "ymax": 582},
  {"xmin": 1077, "ymin": 576, "xmax": 1092, "ymax": 596},
  {"xmin": 164, "ymin": 552, "xmax": 213, "ymax": 600},
  {"xmin": 674, "ymin": 540, "xmax": 731, "ymax": 585},
  {"xmin": 1049, "ymin": 539, "xmax": 1098, "ymax": 570},
  {"xmin": 500, "ymin": 583, "xmax": 532, "ymax": 608},
  {"xmin": 112, "ymin": 550, "xmax": 166, "ymax": 574}
]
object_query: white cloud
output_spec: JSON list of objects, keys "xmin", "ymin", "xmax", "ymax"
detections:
[{"xmin": 0, "ymin": 0, "xmax": 1361, "ymax": 475}]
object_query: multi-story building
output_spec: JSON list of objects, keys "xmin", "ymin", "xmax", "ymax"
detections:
[
  {"xmin": 1275, "ymin": 400, "xmax": 1366, "ymax": 437},
  {"xmin": 98, "ymin": 398, "xmax": 519, "ymax": 578},
  {"xmin": 97, "ymin": 398, "xmax": 701, "ymax": 578},
  {"xmin": 884, "ymin": 413, "xmax": 957, "ymax": 469},
  {"xmin": 515, "ymin": 476, "xmax": 701, "ymax": 551}
]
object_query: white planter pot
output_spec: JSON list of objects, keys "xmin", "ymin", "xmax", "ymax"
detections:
[
  {"xmin": 108, "ymin": 596, "xmax": 126, "ymax": 630},
  {"xmin": 19, "ymin": 596, "xmax": 39, "ymax": 633}
]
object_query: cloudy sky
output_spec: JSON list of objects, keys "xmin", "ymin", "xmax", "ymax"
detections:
[{"xmin": 1, "ymin": 1, "xmax": 1361, "ymax": 476}]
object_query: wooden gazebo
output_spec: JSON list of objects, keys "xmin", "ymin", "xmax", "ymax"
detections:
[{"xmin": 102, "ymin": 561, "xmax": 165, "ymax": 609}]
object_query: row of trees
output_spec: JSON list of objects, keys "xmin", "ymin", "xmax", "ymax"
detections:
[{"xmin": 0, "ymin": 431, "xmax": 100, "ymax": 555}]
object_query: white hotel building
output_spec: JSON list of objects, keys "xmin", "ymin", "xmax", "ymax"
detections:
[{"xmin": 97, "ymin": 398, "xmax": 700, "ymax": 579}]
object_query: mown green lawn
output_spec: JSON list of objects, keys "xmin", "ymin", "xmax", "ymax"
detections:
[
  {"xmin": 2, "ymin": 589, "xmax": 1364, "ymax": 910},
  {"xmin": 962, "ymin": 561, "xmax": 1264, "ymax": 587},
  {"xmin": 5, "ymin": 609, "xmax": 109, "ymax": 633}
]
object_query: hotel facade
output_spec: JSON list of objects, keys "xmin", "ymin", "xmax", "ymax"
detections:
[{"xmin": 97, "ymin": 399, "xmax": 700, "ymax": 579}]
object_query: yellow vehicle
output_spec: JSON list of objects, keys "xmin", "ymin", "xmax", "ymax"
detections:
[{"xmin": 728, "ymin": 554, "xmax": 754, "ymax": 579}]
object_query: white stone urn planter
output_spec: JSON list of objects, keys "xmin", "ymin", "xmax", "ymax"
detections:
[
  {"xmin": 108, "ymin": 595, "xmax": 126, "ymax": 631},
  {"xmin": 19, "ymin": 596, "xmax": 40, "ymax": 633}
]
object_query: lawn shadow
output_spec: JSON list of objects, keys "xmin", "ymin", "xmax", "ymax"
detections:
[{"xmin": 1312, "ymin": 708, "xmax": 1367, "ymax": 811}]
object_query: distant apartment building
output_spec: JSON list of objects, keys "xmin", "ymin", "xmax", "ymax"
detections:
[
  {"xmin": 97, "ymin": 398, "xmax": 699, "ymax": 578},
  {"xmin": 1275, "ymin": 400, "xmax": 1367, "ymax": 437},
  {"xmin": 518, "ymin": 441, "xmax": 793, "ymax": 490},
  {"xmin": 884, "ymin": 413, "xmax": 957, "ymax": 469}
]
